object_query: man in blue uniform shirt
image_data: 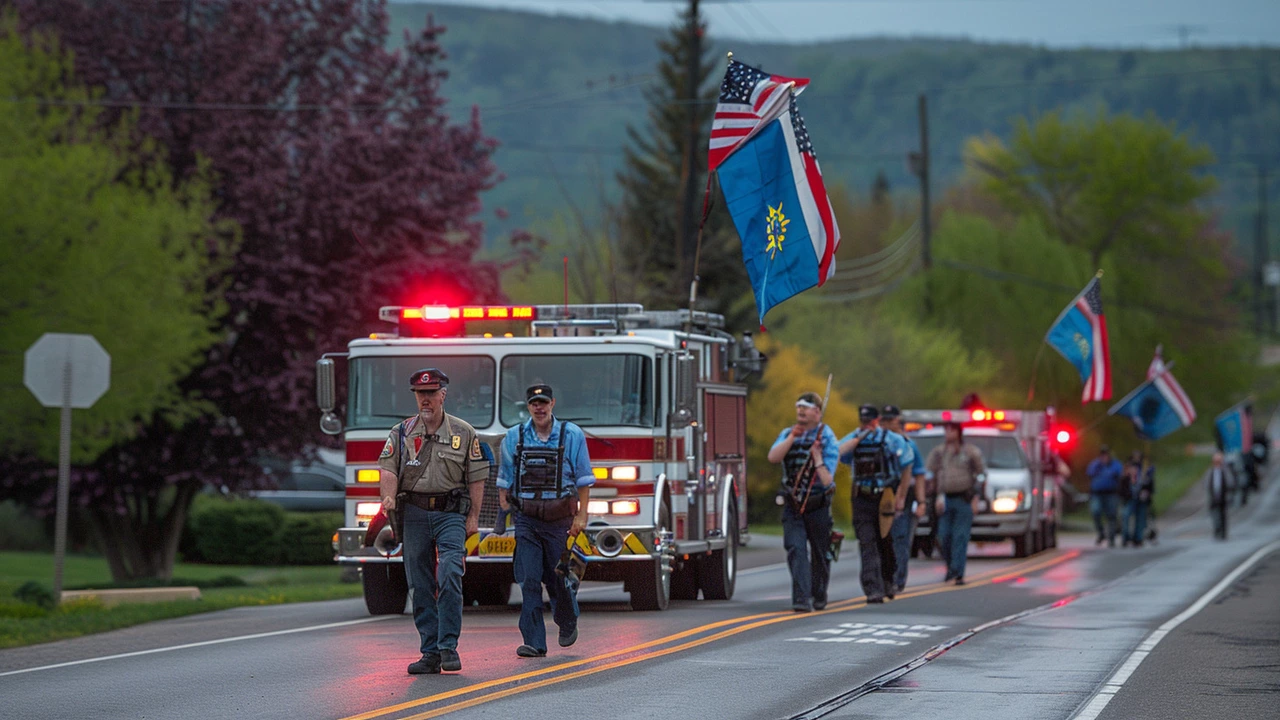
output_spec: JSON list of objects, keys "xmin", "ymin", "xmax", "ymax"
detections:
[
  {"xmin": 768, "ymin": 391, "xmax": 840, "ymax": 612},
  {"xmin": 1086, "ymin": 445, "xmax": 1124, "ymax": 547},
  {"xmin": 838, "ymin": 405, "xmax": 912, "ymax": 603},
  {"xmin": 497, "ymin": 384, "xmax": 594, "ymax": 657},
  {"xmin": 882, "ymin": 406, "xmax": 927, "ymax": 595}
]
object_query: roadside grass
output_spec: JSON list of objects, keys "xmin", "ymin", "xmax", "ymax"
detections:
[{"xmin": 0, "ymin": 552, "xmax": 361, "ymax": 650}]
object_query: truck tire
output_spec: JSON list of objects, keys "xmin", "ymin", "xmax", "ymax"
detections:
[
  {"xmin": 628, "ymin": 496, "xmax": 671, "ymax": 611},
  {"xmin": 700, "ymin": 500, "xmax": 737, "ymax": 601},
  {"xmin": 670, "ymin": 563, "xmax": 699, "ymax": 600},
  {"xmin": 362, "ymin": 564, "xmax": 408, "ymax": 615},
  {"xmin": 628, "ymin": 556, "xmax": 671, "ymax": 611},
  {"xmin": 1012, "ymin": 526, "xmax": 1037, "ymax": 558},
  {"xmin": 463, "ymin": 575, "xmax": 513, "ymax": 606}
]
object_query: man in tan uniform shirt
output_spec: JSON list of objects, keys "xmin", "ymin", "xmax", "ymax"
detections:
[{"xmin": 378, "ymin": 367, "xmax": 489, "ymax": 675}]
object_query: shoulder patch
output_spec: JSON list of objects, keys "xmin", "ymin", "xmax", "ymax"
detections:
[
  {"xmin": 379, "ymin": 438, "xmax": 394, "ymax": 459},
  {"xmin": 470, "ymin": 437, "xmax": 483, "ymax": 460}
]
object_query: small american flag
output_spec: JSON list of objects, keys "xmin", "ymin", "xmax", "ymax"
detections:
[
  {"xmin": 1147, "ymin": 345, "xmax": 1196, "ymax": 426},
  {"xmin": 708, "ymin": 59, "xmax": 809, "ymax": 172},
  {"xmin": 1077, "ymin": 278, "xmax": 1112, "ymax": 402}
]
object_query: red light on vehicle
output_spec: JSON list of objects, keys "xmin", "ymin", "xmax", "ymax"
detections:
[
  {"xmin": 422, "ymin": 306, "xmax": 452, "ymax": 320},
  {"xmin": 1056, "ymin": 429, "xmax": 1072, "ymax": 444},
  {"xmin": 971, "ymin": 409, "xmax": 986, "ymax": 422},
  {"xmin": 486, "ymin": 306, "xmax": 509, "ymax": 319},
  {"xmin": 941, "ymin": 411, "xmax": 952, "ymax": 422}
]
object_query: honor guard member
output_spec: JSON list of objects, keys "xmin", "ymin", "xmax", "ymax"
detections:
[
  {"xmin": 838, "ymin": 405, "xmax": 912, "ymax": 603},
  {"xmin": 378, "ymin": 368, "xmax": 490, "ymax": 675},
  {"xmin": 767, "ymin": 392, "xmax": 840, "ymax": 612},
  {"xmin": 881, "ymin": 406, "xmax": 926, "ymax": 595},
  {"xmin": 497, "ymin": 384, "xmax": 595, "ymax": 658},
  {"xmin": 925, "ymin": 422, "xmax": 987, "ymax": 584}
]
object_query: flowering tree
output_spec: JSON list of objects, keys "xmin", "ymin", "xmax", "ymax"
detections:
[{"xmin": 10, "ymin": 0, "xmax": 516, "ymax": 580}]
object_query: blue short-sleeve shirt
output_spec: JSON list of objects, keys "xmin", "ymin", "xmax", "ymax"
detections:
[
  {"xmin": 771, "ymin": 424, "xmax": 840, "ymax": 484},
  {"xmin": 498, "ymin": 419, "xmax": 595, "ymax": 500},
  {"xmin": 838, "ymin": 426, "xmax": 908, "ymax": 471}
]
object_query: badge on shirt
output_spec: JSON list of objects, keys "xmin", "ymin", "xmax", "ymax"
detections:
[
  {"xmin": 379, "ymin": 438, "xmax": 393, "ymax": 459},
  {"xmin": 470, "ymin": 437, "xmax": 483, "ymax": 460},
  {"xmin": 413, "ymin": 436, "xmax": 423, "ymax": 455},
  {"xmin": 451, "ymin": 435, "xmax": 461, "ymax": 450}
]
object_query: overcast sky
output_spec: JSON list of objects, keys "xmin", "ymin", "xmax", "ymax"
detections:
[{"xmin": 410, "ymin": 0, "xmax": 1279, "ymax": 48}]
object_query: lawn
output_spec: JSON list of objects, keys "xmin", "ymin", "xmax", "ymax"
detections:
[{"xmin": 0, "ymin": 552, "xmax": 361, "ymax": 650}]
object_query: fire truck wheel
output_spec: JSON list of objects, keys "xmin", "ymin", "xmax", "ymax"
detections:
[
  {"xmin": 1046, "ymin": 520, "xmax": 1058, "ymax": 548},
  {"xmin": 362, "ymin": 564, "xmax": 408, "ymax": 615},
  {"xmin": 627, "ymin": 556, "xmax": 671, "ymax": 611},
  {"xmin": 700, "ymin": 499, "xmax": 737, "ymax": 601},
  {"xmin": 670, "ymin": 562, "xmax": 699, "ymax": 600}
]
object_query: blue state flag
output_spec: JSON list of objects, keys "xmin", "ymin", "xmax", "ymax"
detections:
[
  {"xmin": 1214, "ymin": 402, "xmax": 1252, "ymax": 454},
  {"xmin": 1108, "ymin": 379, "xmax": 1189, "ymax": 441}
]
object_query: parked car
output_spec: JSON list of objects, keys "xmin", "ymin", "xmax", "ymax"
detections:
[{"xmin": 252, "ymin": 451, "xmax": 345, "ymax": 512}]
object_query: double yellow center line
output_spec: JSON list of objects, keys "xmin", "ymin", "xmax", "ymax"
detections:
[{"xmin": 346, "ymin": 550, "xmax": 1078, "ymax": 720}]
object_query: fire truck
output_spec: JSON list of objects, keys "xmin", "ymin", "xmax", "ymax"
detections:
[
  {"xmin": 315, "ymin": 303, "xmax": 763, "ymax": 614},
  {"xmin": 901, "ymin": 407, "xmax": 1065, "ymax": 557}
]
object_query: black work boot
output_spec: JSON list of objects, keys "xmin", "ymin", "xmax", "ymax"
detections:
[
  {"xmin": 558, "ymin": 624, "xmax": 579, "ymax": 647},
  {"xmin": 439, "ymin": 649, "xmax": 462, "ymax": 672},
  {"xmin": 407, "ymin": 654, "xmax": 441, "ymax": 675}
]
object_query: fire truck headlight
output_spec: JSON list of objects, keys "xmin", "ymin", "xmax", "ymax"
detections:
[
  {"xmin": 610, "ymin": 500, "xmax": 641, "ymax": 515},
  {"xmin": 610, "ymin": 466, "xmax": 639, "ymax": 481},
  {"xmin": 357, "ymin": 469, "xmax": 380, "ymax": 483},
  {"xmin": 587, "ymin": 500, "xmax": 610, "ymax": 515}
]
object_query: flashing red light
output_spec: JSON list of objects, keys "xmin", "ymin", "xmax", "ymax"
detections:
[
  {"xmin": 941, "ymin": 411, "xmax": 952, "ymax": 422},
  {"xmin": 1055, "ymin": 429, "xmax": 1072, "ymax": 444},
  {"xmin": 401, "ymin": 305, "xmax": 538, "ymax": 322},
  {"xmin": 971, "ymin": 409, "xmax": 987, "ymax": 421}
]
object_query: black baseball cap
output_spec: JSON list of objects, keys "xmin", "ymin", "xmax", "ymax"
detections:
[
  {"xmin": 409, "ymin": 368, "xmax": 449, "ymax": 390},
  {"xmin": 859, "ymin": 404, "xmax": 879, "ymax": 421},
  {"xmin": 526, "ymin": 384, "xmax": 554, "ymax": 403},
  {"xmin": 881, "ymin": 404, "xmax": 902, "ymax": 419},
  {"xmin": 1099, "ymin": 444, "xmax": 1111, "ymax": 454}
]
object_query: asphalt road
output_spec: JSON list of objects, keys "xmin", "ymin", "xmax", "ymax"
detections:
[{"xmin": 3, "ymin": 475, "xmax": 1277, "ymax": 720}]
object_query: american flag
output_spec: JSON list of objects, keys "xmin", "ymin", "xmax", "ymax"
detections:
[
  {"xmin": 708, "ymin": 59, "xmax": 809, "ymax": 172},
  {"xmin": 1078, "ymin": 277, "xmax": 1112, "ymax": 403},
  {"xmin": 1147, "ymin": 345, "xmax": 1196, "ymax": 426}
]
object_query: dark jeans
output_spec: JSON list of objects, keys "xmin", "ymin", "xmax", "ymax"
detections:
[
  {"xmin": 936, "ymin": 495, "xmax": 973, "ymax": 580},
  {"xmin": 890, "ymin": 510, "xmax": 918, "ymax": 589},
  {"xmin": 1123, "ymin": 500, "xmax": 1150, "ymax": 545},
  {"xmin": 1210, "ymin": 501, "xmax": 1228, "ymax": 539},
  {"xmin": 1090, "ymin": 492, "xmax": 1120, "ymax": 543},
  {"xmin": 851, "ymin": 494, "xmax": 895, "ymax": 599},
  {"xmin": 402, "ymin": 504, "xmax": 466, "ymax": 655},
  {"xmin": 513, "ymin": 513, "xmax": 578, "ymax": 652},
  {"xmin": 782, "ymin": 502, "xmax": 833, "ymax": 608}
]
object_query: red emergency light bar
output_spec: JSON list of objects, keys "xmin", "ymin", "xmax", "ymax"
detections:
[{"xmin": 392, "ymin": 305, "xmax": 538, "ymax": 322}]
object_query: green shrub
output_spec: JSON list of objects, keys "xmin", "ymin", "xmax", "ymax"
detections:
[
  {"xmin": 189, "ymin": 498, "xmax": 286, "ymax": 565},
  {"xmin": 14, "ymin": 580, "xmax": 56, "ymax": 610},
  {"xmin": 277, "ymin": 513, "xmax": 343, "ymax": 566},
  {"xmin": 0, "ymin": 601, "xmax": 48, "ymax": 619},
  {"xmin": 0, "ymin": 501, "xmax": 51, "ymax": 552}
]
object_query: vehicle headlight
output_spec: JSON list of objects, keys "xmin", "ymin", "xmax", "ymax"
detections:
[{"xmin": 991, "ymin": 489, "xmax": 1024, "ymax": 513}]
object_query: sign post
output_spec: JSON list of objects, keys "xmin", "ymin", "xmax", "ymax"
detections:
[{"xmin": 23, "ymin": 334, "xmax": 111, "ymax": 603}]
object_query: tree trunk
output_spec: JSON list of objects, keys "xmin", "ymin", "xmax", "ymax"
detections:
[{"xmin": 91, "ymin": 480, "xmax": 201, "ymax": 583}]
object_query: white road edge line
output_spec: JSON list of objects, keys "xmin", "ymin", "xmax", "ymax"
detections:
[
  {"xmin": 0, "ymin": 615, "xmax": 397, "ymax": 678},
  {"xmin": 1070, "ymin": 538, "xmax": 1280, "ymax": 720}
]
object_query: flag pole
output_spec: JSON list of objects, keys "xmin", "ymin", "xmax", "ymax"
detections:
[
  {"xmin": 685, "ymin": 53, "xmax": 736, "ymax": 331},
  {"xmin": 1025, "ymin": 343, "xmax": 1047, "ymax": 407}
]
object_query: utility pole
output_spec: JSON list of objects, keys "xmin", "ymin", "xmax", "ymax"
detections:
[
  {"xmin": 1258, "ymin": 162, "xmax": 1271, "ymax": 335},
  {"xmin": 908, "ymin": 94, "xmax": 932, "ymax": 312},
  {"xmin": 677, "ymin": 0, "xmax": 703, "ymax": 294}
]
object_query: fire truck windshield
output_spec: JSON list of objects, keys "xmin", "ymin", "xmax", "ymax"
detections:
[
  {"xmin": 912, "ymin": 435, "xmax": 1028, "ymax": 470},
  {"xmin": 500, "ymin": 354, "xmax": 653, "ymax": 428},
  {"xmin": 347, "ymin": 356, "xmax": 495, "ymax": 430}
]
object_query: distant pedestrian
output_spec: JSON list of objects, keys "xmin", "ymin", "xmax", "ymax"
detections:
[
  {"xmin": 1203, "ymin": 452, "xmax": 1236, "ymax": 540},
  {"xmin": 1121, "ymin": 451, "xmax": 1154, "ymax": 548},
  {"xmin": 1086, "ymin": 445, "xmax": 1124, "ymax": 547},
  {"xmin": 925, "ymin": 422, "xmax": 986, "ymax": 585}
]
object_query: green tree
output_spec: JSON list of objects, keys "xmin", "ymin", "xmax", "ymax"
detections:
[
  {"xmin": 0, "ymin": 14, "xmax": 232, "ymax": 468},
  {"xmin": 966, "ymin": 110, "xmax": 1217, "ymax": 268},
  {"xmin": 614, "ymin": 3, "xmax": 749, "ymax": 325}
]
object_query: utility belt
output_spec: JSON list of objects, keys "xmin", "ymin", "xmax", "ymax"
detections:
[
  {"xmin": 398, "ymin": 488, "xmax": 471, "ymax": 515},
  {"xmin": 944, "ymin": 490, "xmax": 975, "ymax": 502},
  {"xmin": 512, "ymin": 494, "xmax": 579, "ymax": 523},
  {"xmin": 780, "ymin": 486, "xmax": 831, "ymax": 515}
]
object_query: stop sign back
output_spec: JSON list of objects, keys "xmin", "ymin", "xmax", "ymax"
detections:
[{"xmin": 24, "ymin": 333, "xmax": 111, "ymax": 409}]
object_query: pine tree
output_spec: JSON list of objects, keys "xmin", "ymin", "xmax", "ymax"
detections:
[{"xmin": 614, "ymin": 3, "xmax": 749, "ymax": 326}]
